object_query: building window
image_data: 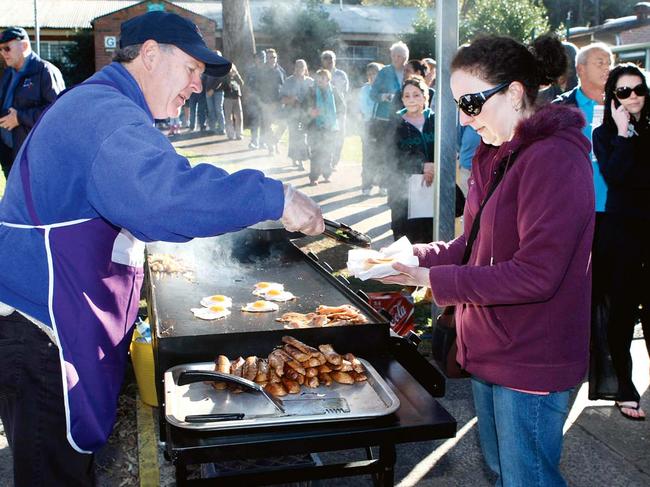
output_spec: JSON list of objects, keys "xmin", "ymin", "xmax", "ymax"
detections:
[
  {"xmin": 339, "ymin": 45, "xmax": 379, "ymax": 64},
  {"xmin": 31, "ymin": 41, "xmax": 76, "ymax": 66}
]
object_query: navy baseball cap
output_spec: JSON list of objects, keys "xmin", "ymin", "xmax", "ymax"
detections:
[
  {"xmin": 0, "ymin": 27, "xmax": 29, "ymax": 44},
  {"xmin": 119, "ymin": 11, "xmax": 231, "ymax": 77}
]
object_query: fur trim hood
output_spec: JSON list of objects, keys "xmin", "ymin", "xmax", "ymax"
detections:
[{"xmin": 512, "ymin": 103, "xmax": 587, "ymax": 151}]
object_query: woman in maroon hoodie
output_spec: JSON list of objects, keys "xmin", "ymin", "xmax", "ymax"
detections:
[{"xmin": 382, "ymin": 35, "xmax": 595, "ymax": 486}]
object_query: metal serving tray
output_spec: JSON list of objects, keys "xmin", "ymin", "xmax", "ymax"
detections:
[{"xmin": 164, "ymin": 358, "xmax": 400, "ymax": 431}]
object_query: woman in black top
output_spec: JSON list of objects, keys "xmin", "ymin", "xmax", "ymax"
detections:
[
  {"xmin": 388, "ymin": 76, "xmax": 435, "ymax": 243},
  {"xmin": 592, "ymin": 63, "xmax": 650, "ymax": 421}
]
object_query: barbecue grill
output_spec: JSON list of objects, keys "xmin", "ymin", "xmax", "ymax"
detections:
[{"xmin": 146, "ymin": 226, "xmax": 456, "ymax": 486}]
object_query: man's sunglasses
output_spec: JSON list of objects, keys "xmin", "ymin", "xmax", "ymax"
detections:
[
  {"xmin": 613, "ymin": 84, "xmax": 648, "ymax": 100},
  {"xmin": 455, "ymin": 82, "xmax": 510, "ymax": 117}
]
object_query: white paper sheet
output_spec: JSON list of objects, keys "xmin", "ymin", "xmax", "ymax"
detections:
[
  {"xmin": 346, "ymin": 236, "xmax": 419, "ymax": 281},
  {"xmin": 407, "ymin": 174, "xmax": 434, "ymax": 219}
]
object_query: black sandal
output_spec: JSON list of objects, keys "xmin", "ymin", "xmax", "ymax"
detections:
[{"xmin": 616, "ymin": 402, "xmax": 646, "ymax": 421}]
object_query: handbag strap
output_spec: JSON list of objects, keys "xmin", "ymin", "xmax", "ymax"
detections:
[{"xmin": 461, "ymin": 149, "xmax": 517, "ymax": 265}]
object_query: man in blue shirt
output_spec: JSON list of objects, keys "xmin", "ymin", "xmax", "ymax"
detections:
[
  {"xmin": 554, "ymin": 42, "xmax": 613, "ymax": 214},
  {"xmin": 0, "ymin": 12, "xmax": 323, "ymax": 485},
  {"xmin": 0, "ymin": 27, "xmax": 65, "ymax": 179}
]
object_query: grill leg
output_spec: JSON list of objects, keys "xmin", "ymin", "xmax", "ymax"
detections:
[
  {"xmin": 377, "ymin": 444, "xmax": 396, "ymax": 487},
  {"xmin": 175, "ymin": 463, "xmax": 188, "ymax": 486}
]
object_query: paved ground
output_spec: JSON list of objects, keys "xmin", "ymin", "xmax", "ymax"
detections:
[{"xmin": 1, "ymin": 129, "xmax": 649, "ymax": 486}]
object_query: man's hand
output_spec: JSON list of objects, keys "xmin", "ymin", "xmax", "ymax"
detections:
[
  {"xmin": 280, "ymin": 184, "xmax": 325, "ymax": 235},
  {"xmin": 0, "ymin": 108, "xmax": 19, "ymax": 130},
  {"xmin": 379, "ymin": 262, "xmax": 430, "ymax": 288}
]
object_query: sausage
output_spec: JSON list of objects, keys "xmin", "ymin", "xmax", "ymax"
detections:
[
  {"xmin": 268, "ymin": 350, "xmax": 285, "ymax": 377},
  {"xmin": 305, "ymin": 357, "xmax": 321, "ymax": 368},
  {"xmin": 284, "ymin": 367, "xmax": 300, "ymax": 382},
  {"xmin": 212, "ymin": 355, "xmax": 230, "ymax": 390},
  {"xmin": 305, "ymin": 376, "xmax": 319, "ymax": 388},
  {"xmin": 264, "ymin": 382, "xmax": 288, "ymax": 397},
  {"xmin": 229, "ymin": 356, "xmax": 245, "ymax": 393},
  {"xmin": 268, "ymin": 368, "xmax": 281, "ymax": 383},
  {"xmin": 337, "ymin": 360, "xmax": 354, "ymax": 372},
  {"xmin": 242, "ymin": 356, "xmax": 258, "ymax": 381},
  {"xmin": 330, "ymin": 371, "xmax": 354, "ymax": 384},
  {"xmin": 318, "ymin": 372, "xmax": 333, "ymax": 386},
  {"xmin": 317, "ymin": 364, "xmax": 332, "ymax": 374},
  {"xmin": 230, "ymin": 357, "xmax": 245, "ymax": 377},
  {"xmin": 344, "ymin": 353, "xmax": 365, "ymax": 373},
  {"xmin": 274, "ymin": 348, "xmax": 294, "ymax": 362},
  {"xmin": 283, "ymin": 344, "xmax": 311, "ymax": 362},
  {"xmin": 285, "ymin": 359, "xmax": 306, "ymax": 376},
  {"xmin": 255, "ymin": 359, "xmax": 269, "ymax": 383},
  {"xmin": 281, "ymin": 377, "xmax": 301, "ymax": 394},
  {"xmin": 318, "ymin": 344, "xmax": 342, "ymax": 365},
  {"xmin": 305, "ymin": 367, "xmax": 318, "ymax": 378},
  {"xmin": 215, "ymin": 355, "xmax": 231, "ymax": 374},
  {"xmin": 282, "ymin": 336, "xmax": 319, "ymax": 356},
  {"xmin": 351, "ymin": 371, "xmax": 368, "ymax": 382}
]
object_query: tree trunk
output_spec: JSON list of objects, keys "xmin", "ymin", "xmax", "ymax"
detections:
[{"xmin": 222, "ymin": 0, "xmax": 256, "ymax": 71}]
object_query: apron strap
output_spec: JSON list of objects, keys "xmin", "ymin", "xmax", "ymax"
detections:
[{"xmin": 19, "ymin": 80, "xmax": 121, "ymax": 226}]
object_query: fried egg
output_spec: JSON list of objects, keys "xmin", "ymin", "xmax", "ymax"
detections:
[
  {"xmin": 191, "ymin": 305, "xmax": 231, "ymax": 320},
  {"xmin": 200, "ymin": 294, "xmax": 233, "ymax": 308},
  {"xmin": 241, "ymin": 300, "xmax": 279, "ymax": 313},
  {"xmin": 253, "ymin": 282, "xmax": 284, "ymax": 296},
  {"xmin": 258, "ymin": 288, "xmax": 296, "ymax": 302}
]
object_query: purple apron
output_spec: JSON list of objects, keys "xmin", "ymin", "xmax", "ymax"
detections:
[{"xmin": 10, "ymin": 80, "xmax": 145, "ymax": 453}]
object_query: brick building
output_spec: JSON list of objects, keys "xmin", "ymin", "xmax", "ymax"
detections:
[
  {"xmin": 569, "ymin": 2, "xmax": 650, "ymax": 67},
  {"xmin": 1, "ymin": 0, "xmax": 425, "ymax": 83},
  {"xmin": 93, "ymin": 1, "xmax": 216, "ymax": 72}
]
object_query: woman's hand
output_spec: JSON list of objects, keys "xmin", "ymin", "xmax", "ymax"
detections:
[
  {"xmin": 379, "ymin": 263, "xmax": 430, "ymax": 288},
  {"xmin": 611, "ymin": 100, "xmax": 630, "ymax": 137},
  {"xmin": 422, "ymin": 162, "xmax": 435, "ymax": 187}
]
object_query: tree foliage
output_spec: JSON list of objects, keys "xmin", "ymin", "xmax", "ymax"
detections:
[
  {"xmin": 543, "ymin": 0, "xmax": 641, "ymax": 30},
  {"xmin": 462, "ymin": 0, "xmax": 550, "ymax": 43},
  {"xmin": 401, "ymin": 8, "xmax": 436, "ymax": 59},
  {"xmin": 360, "ymin": 0, "xmax": 431, "ymax": 6},
  {"xmin": 259, "ymin": 1, "xmax": 341, "ymax": 73},
  {"xmin": 60, "ymin": 31, "xmax": 95, "ymax": 87}
]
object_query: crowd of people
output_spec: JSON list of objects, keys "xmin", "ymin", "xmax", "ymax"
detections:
[
  {"xmin": 163, "ymin": 41, "xmax": 442, "ymax": 243},
  {"xmin": 0, "ymin": 12, "xmax": 648, "ymax": 487}
]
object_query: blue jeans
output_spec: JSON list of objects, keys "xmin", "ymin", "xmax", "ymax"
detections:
[
  {"xmin": 206, "ymin": 90, "xmax": 225, "ymax": 132},
  {"xmin": 471, "ymin": 377, "xmax": 571, "ymax": 487}
]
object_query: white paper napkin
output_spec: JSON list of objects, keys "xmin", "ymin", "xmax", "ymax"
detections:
[{"xmin": 346, "ymin": 236, "xmax": 419, "ymax": 281}]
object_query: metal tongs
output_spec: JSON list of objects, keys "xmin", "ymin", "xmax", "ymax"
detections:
[
  {"xmin": 176, "ymin": 369, "xmax": 350, "ymax": 423},
  {"xmin": 178, "ymin": 370, "xmax": 285, "ymax": 413},
  {"xmin": 322, "ymin": 218, "xmax": 372, "ymax": 248}
]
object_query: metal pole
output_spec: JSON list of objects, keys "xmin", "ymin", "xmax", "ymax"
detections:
[
  {"xmin": 433, "ymin": 0, "xmax": 459, "ymax": 242},
  {"xmin": 34, "ymin": 0, "xmax": 40, "ymax": 56}
]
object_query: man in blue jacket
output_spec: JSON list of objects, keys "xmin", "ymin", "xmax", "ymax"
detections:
[
  {"xmin": 0, "ymin": 12, "xmax": 323, "ymax": 486},
  {"xmin": 0, "ymin": 27, "xmax": 65, "ymax": 179}
]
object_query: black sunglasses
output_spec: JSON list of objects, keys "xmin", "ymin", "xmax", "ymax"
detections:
[
  {"xmin": 455, "ymin": 82, "xmax": 510, "ymax": 117},
  {"xmin": 614, "ymin": 84, "xmax": 649, "ymax": 100}
]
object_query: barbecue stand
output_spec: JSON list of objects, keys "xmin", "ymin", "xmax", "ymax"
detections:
[{"xmin": 146, "ymin": 228, "xmax": 456, "ymax": 485}]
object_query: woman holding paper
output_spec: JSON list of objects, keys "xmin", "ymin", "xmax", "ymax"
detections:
[
  {"xmin": 381, "ymin": 34, "xmax": 594, "ymax": 486},
  {"xmin": 387, "ymin": 75, "xmax": 435, "ymax": 243}
]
